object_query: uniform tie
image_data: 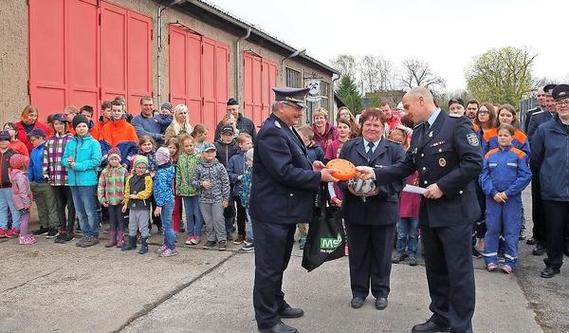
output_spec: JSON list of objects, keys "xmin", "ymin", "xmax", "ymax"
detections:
[{"xmin": 367, "ymin": 141, "xmax": 375, "ymax": 159}]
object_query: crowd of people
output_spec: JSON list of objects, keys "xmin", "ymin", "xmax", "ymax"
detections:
[{"xmin": 1, "ymin": 84, "xmax": 568, "ymax": 279}]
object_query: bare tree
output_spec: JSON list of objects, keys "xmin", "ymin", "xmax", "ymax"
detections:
[
  {"xmin": 400, "ymin": 58, "xmax": 446, "ymax": 92},
  {"xmin": 357, "ymin": 55, "xmax": 396, "ymax": 93},
  {"xmin": 330, "ymin": 54, "xmax": 357, "ymax": 78}
]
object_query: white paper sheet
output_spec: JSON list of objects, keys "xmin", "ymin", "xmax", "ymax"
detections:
[{"xmin": 403, "ymin": 184, "xmax": 427, "ymax": 195}]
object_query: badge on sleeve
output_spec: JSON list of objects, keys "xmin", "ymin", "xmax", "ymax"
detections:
[
  {"xmin": 439, "ymin": 158, "xmax": 447, "ymax": 167},
  {"xmin": 274, "ymin": 120, "xmax": 282, "ymax": 129},
  {"xmin": 466, "ymin": 133, "xmax": 479, "ymax": 146}
]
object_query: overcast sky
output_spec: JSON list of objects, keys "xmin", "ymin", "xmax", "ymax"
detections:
[{"xmin": 207, "ymin": 0, "xmax": 568, "ymax": 91}]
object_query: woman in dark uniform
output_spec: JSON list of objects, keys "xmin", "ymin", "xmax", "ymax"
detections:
[{"xmin": 338, "ymin": 108, "xmax": 405, "ymax": 310}]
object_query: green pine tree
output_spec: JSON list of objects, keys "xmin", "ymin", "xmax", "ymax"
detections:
[{"xmin": 336, "ymin": 75, "xmax": 362, "ymax": 114}]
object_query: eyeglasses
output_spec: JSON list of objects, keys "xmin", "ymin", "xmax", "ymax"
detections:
[{"xmin": 556, "ymin": 99, "xmax": 569, "ymax": 107}]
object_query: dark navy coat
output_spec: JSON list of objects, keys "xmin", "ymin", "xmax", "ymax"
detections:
[
  {"xmin": 530, "ymin": 117, "xmax": 569, "ymax": 201},
  {"xmin": 527, "ymin": 110, "xmax": 554, "ymax": 140},
  {"xmin": 374, "ymin": 111, "xmax": 483, "ymax": 227},
  {"xmin": 339, "ymin": 138, "xmax": 405, "ymax": 225},
  {"xmin": 250, "ymin": 113, "xmax": 321, "ymax": 224}
]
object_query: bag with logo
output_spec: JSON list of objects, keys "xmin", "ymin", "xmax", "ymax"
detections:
[{"xmin": 302, "ymin": 185, "xmax": 346, "ymax": 272}]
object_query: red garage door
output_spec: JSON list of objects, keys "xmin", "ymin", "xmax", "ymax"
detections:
[
  {"xmin": 169, "ymin": 25, "xmax": 229, "ymax": 135},
  {"xmin": 29, "ymin": 0, "xmax": 152, "ymax": 122},
  {"xmin": 243, "ymin": 52, "xmax": 277, "ymax": 127}
]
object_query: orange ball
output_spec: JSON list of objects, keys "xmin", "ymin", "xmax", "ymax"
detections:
[{"xmin": 326, "ymin": 158, "xmax": 357, "ymax": 181}]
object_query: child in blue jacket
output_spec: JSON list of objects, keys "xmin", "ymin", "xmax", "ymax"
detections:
[
  {"xmin": 153, "ymin": 147, "xmax": 176, "ymax": 257},
  {"xmin": 479, "ymin": 124, "xmax": 531, "ymax": 274}
]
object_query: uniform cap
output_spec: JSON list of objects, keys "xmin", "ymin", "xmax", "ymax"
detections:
[
  {"xmin": 552, "ymin": 84, "xmax": 569, "ymax": 101},
  {"xmin": 543, "ymin": 84, "xmax": 557, "ymax": 95},
  {"xmin": 273, "ymin": 87, "xmax": 310, "ymax": 109}
]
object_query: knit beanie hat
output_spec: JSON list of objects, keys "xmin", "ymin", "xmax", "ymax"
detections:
[
  {"xmin": 133, "ymin": 155, "xmax": 149, "ymax": 169},
  {"xmin": 107, "ymin": 147, "xmax": 121, "ymax": 161},
  {"xmin": 161, "ymin": 102, "xmax": 173, "ymax": 112},
  {"xmin": 155, "ymin": 146, "xmax": 170, "ymax": 166},
  {"xmin": 9, "ymin": 154, "xmax": 29, "ymax": 170},
  {"xmin": 72, "ymin": 114, "xmax": 89, "ymax": 130}
]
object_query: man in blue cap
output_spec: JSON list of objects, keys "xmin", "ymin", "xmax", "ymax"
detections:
[{"xmin": 250, "ymin": 87, "xmax": 337, "ymax": 333}]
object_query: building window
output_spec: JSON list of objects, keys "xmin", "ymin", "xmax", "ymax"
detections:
[
  {"xmin": 286, "ymin": 67, "xmax": 302, "ymax": 88},
  {"xmin": 320, "ymin": 81, "xmax": 330, "ymax": 111}
]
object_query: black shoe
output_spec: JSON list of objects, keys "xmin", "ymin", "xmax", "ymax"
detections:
[
  {"xmin": 540, "ymin": 266, "xmax": 560, "ymax": 278},
  {"xmin": 203, "ymin": 240, "xmax": 217, "ymax": 250},
  {"xmin": 278, "ymin": 306, "xmax": 304, "ymax": 319},
  {"xmin": 54, "ymin": 232, "xmax": 67, "ymax": 244},
  {"xmin": 409, "ymin": 256, "xmax": 418, "ymax": 266},
  {"xmin": 218, "ymin": 240, "xmax": 227, "ymax": 251},
  {"xmin": 532, "ymin": 243, "xmax": 546, "ymax": 256},
  {"xmin": 258, "ymin": 321, "xmax": 298, "ymax": 333},
  {"xmin": 411, "ymin": 319, "xmax": 451, "ymax": 333},
  {"xmin": 564, "ymin": 241, "xmax": 569, "ymax": 257},
  {"xmin": 392, "ymin": 253, "xmax": 407, "ymax": 264},
  {"xmin": 350, "ymin": 297, "xmax": 365, "ymax": 309},
  {"xmin": 46, "ymin": 228, "xmax": 59, "ymax": 239},
  {"xmin": 122, "ymin": 236, "xmax": 137, "ymax": 251},
  {"xmin": 526, "ymin": 237, "xmax": 536, "ymax": 245},
  {"xmin": 375, "ymin": 297, "xmax": 388, "ymax": 310},
  {"xmin": 33, "ymin": 226, "xmax": 50, "ymax": 236},
  {"xmin": 138, "ymin": 237, "xmax": 148, "ymax": 254},
  {"xmin": 518, "ymin": 230, "xmax": 526, "ymax": 241},
  {"xmin": 472, "ymin": 248, "xmax": 482, "ymax": 258}
]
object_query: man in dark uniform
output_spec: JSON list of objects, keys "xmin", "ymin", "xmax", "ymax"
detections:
[
  {"xmin": 530, "ymin": 84, "xmax": 569, "ymax": 277},
  {"xmin": 523, "ymin": 86, "xmax": 547, "ymax": 132},
  {"xmin": 250, "ymin": 87, "xmax": 337, "ymax": 333},
  {"xmin": 527, "ymin": 84, "xmax": 557, "ymax": 255},
  {"xmin": 357, "ymin": 87, "xmax": 482, "ymax": 333}
]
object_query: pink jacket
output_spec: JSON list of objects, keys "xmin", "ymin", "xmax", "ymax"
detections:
[
  {"xmin": 9, "ymin": 169, "xmax": 33, "ymax": 210},
  {"xmin": 399, "ymin": 171, "xmax": 420, "ymax": 218},
  {"xmin": 313, "ymin": 122, "xmax": 338, "ymax": 154}
]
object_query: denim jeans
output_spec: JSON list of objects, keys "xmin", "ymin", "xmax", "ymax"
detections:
[
  {"xmin": 0, "ymin": 188, "xmax": 20, "ymax": 230},
  {"xmin": 396, "ymin": 217, "xmax": 419, "ymax": 255},
  {"xmin": 245, "ymin": 209, "xmax": 254, "ymax": 243},
  {"xmin": 161, "ymin": 201, "xmax": 176, "ymax": 250},
  {"xmin": 183, "ymin": 196, "xmax": 203, "ymax": 237},
  {"xmin": 70, "ymin": 186, "xmax": 99, "ymax": 237}
]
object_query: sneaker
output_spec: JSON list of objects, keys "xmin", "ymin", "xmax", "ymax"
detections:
[
  {"xmin": 155, "ymin": 244, "xmax": 168, "ymax": 254},
  {"xmin": 408, "ymin": 256, "xmax": 418, "ymax": 266},
  {"xmin": 241, "ymin": 242, "xmax": 255, "ymax": 252},
  {"xmin": 501, "ymin": 264, "xmax": 513, "ymax": 274},
  {"xmin": 218, "ymin": 240, "xmax": 227, "ymax": 251},
  {"xmin": 54, "ymin": 232, "xmax": 67, "ymax": 244},
  {"xmin": 32, "ymin": 226, "xmax": 50, "ymax": 236},
  {"xmin": 203, "ymin": 240, "xmax": 217, "ymax": 250},
  {"xmin": 0, "ymin": 228, "xmax": 7, "ymax": 238},
  {"xmin": 487, "ymin": 263, "xmax": 498, "ymax": 272},
  {"xmin": 392, "ymin": 253, "xmax": 407, "ymax": 264},
  {"xmin": 159, "ymin": 248, "xmax": 178, "ymax": 257},
  {"xmin": 46, "ymin": 228, "xmax": 59, "ymax": 239},
  {"xmin": 76, "ymin": 237, "xmax": 87, "ymax": 247},
  {"xmin": 191, "ymin": 236, "xmax": 201, "ymax": 245},
  {"xmin": 233, "ymin": 235, "xmax": 245, "ymax": 245},
  {"xmin": 19, "ymin": 234, "xmax": 37, "ymax": 245},
  {"xmin": 185, "ymin": 236, "xmax": 194, "ymax": 246},
  {"xmin": 5, "ymin": 228, "xmax": 19, "ymax": 238},
  {"xmin": 82, "ymin": 237, "xmax": 99, "ymax": 248},
  {"xmin": 63, "ymin": 233, "xmax": 76, "ymax": 242}
]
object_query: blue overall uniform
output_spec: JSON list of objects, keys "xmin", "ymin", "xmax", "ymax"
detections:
[{"xmin": 479, "ymin": 146, "xmax": 531, "ymax": 268}]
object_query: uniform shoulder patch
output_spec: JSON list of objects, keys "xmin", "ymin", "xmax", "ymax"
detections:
[
  {"xmin": 466, "ymin": 132, "xmax": 480, "ymax": 146},
  {"xmin": 274, "ymin": 120, "xmax": 282, "ymax": 129}
]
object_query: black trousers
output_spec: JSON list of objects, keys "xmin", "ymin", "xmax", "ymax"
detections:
[
  {"xmin": 235, "ymin": 197, "xmax": 247, "ymax": 236},
  {"xmin": 252, "ymin": 220, "xmax": 295, "ymax": 329},
  {"xmin": 543, "ymin": 200, "xmax": 569, "ymax": 269},
  {"xmin": 531, "ymin": 177, "xmax": 546, "ymax": 243},
  {"xmin": 52, "ymin": 185, "xmax": 76, "ymax": 233},
  {"xmin": 346, "ymin": 223, "xmax": 394, "ymax": 299},
  {"xmin": 422, "ymin": 223, "xmax": 475, "ymax": 333}
]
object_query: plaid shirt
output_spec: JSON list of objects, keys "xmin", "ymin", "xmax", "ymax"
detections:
[
  {"xmin": 43, "ymin": 133, "xmax": 73, "ymax": 186},
  {"xmin": 97, "ymin": 165, "xmax": 128, "ymax": 206}
]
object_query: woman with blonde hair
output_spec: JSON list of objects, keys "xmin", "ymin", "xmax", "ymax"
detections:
[{"xmin": 164, "ymin": 104, "xmax": 192, "ymax": 141}]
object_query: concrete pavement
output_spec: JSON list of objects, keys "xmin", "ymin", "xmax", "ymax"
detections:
[{"xmin": 0, "ymin": 232, "xmax": 543, "ymax": 333}]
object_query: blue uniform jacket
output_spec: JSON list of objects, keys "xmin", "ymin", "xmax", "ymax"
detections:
[
  {"xmin": 306, "ymin": 143, "xmax": 324, "ymax": 164},
  {"xmin": 28, "ymin": 142, "xmax": 46, "ymax": 183},
  {"xmin": 530, "ymin": 117, "xmax": 569, "ymax": 201},
  {"xmin": 374, "ymin": 112, "xmax": 483, "ymax": 227},
  {"xmin": 479, "ymin": 146, "xmax": 531, "ymax": 198},
  {"xmin": 227, "ymin": 152, "xmax": 246, "ymax": 197},
  {"xmin": 527, "ymin": 110, "xmax": 554, "ymax": 141},
  {"xmin": 250, "ymin": 113, "xmax": 321, "ymax": 224},
  {"xmin": 339, "ymin": 137, "xmax": 405, "ymax": 226}
]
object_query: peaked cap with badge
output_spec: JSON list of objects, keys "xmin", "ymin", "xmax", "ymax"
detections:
[{"xmin": 273, "ymin": 87, "xmax": 310, "ymax": 109}]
